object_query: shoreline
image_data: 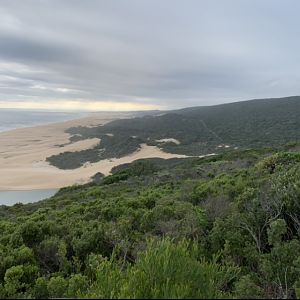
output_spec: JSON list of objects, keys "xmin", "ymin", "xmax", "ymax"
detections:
[
  {"xmin": 0, "ymin": 111, "xmax": 129, "ymax": 135},
  {"xmin": 0, "ymin": 113, "xmax": 189, "ymax": 191},
  {"xmin": 0, "ymin": 110, "xmax": 90, "ymax": 134}
]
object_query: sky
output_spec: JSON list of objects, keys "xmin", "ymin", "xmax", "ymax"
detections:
[{"xmin": 1, "ymin": 0, "xmax": 300, "ymax": 111}]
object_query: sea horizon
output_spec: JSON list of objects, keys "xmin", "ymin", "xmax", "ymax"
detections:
[{"xmin": 0, "ymin": 109, "xmax": 88, "ymax": 133}]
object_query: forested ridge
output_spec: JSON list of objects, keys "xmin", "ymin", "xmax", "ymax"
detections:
[
  {"xmin": 47, "ymin": 96, "xmax": 300, "ymax": 169},
  {"xmin": 1, "ymin": 143, "xmax": 300, "ymax": 298}
]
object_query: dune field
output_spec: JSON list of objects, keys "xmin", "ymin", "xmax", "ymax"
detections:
[{"xmin": 0, "ymin": 113, "xmax": 188, "ymax": 190}]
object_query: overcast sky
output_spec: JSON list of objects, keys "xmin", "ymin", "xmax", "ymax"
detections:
[{"xmin": 1, "ymin": 0, "xmax": 300, "ymax": 110}]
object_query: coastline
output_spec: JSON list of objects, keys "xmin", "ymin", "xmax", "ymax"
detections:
[
  {"xmin": 0, "ymin": 109, "xmax": 88, "ymax": 134},
  {"xmin": 0, "ymin": 112, "xmax": 187, "ymax": 191}
]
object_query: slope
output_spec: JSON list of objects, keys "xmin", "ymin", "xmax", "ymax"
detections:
[{"xmin": 47, "ymin": 96, "xmax": 300, "ymax": 169}]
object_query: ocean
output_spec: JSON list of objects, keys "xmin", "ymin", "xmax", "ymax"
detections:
[{"xmin": 0, "ymin": 109, "xmax": 87, "ymax": 133}]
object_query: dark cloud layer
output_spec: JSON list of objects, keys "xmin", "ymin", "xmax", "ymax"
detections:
[{"xmin": 1, "ymin": 0, "xmax": 300, "ymax": 109}]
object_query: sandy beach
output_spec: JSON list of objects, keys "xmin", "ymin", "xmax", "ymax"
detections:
[{"xmin": 0, "ymin": 113, "xmax": 188, "ymax": 190}]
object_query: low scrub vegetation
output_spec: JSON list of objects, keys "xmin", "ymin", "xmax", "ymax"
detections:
[{"xmin": 1, "ymin": 147, "xmax": 300, "ymax": 298}]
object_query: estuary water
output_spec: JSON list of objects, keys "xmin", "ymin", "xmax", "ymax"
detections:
[{"xmin": 0, "ymin": 189, "xmax": 58, "ymax": 206}]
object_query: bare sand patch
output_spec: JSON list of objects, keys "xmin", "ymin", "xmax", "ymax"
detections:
[
  {"xmin": 217, "ymin": 144, "xmax": 231, "ymax": 149},
  {"xmin": 0, "ymin": 113, "xmax": 188, "ymax": 191},
  {"xmin": 0, "ymin": 143, "xmax": 188, "ymax": 190},
  {"xmin": 156, "ymin": 138, "xmax": 181, "ymax": 145}
]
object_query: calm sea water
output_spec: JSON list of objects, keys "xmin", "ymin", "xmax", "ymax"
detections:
[
  {"xmin": 0, "ymin": 189, "xmax": 58, "ymax": 206},
  {"xmin": 0, "ymin": 109, "xmax": 86, "ymax": 133}
]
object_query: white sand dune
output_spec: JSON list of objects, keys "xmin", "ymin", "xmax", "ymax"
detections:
[
  {"xmin": 156, "ymin": 138, "xmax": 181, "ymax": 145},
  {"xmin": 0, "ymin": 113, "xmax": 188, "ymax": 191}
]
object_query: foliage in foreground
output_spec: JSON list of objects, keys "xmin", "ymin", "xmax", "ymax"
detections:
[{"xmin": 1, "ymin": 148, "xmax": 300, "ymax": 298}]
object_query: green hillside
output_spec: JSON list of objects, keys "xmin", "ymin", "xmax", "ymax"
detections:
[
  {"xmin": 47, "ymin": 96, "xmax": 300, "ymax": 169},
  {"xmin": 1, "ymin": 144, "xmax": 300, "ymax": 298},
  {"xmin": 3, "ymin": 97, "xmax": 300, "ymax": 299}
]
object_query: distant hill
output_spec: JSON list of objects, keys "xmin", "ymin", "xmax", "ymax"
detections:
[{"xmin": 47, "ymin": 96, "xmax": 300, "ymax": 169}]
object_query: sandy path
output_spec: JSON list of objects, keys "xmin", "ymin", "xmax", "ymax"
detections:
[{"xmin": 0, "ymin": 113, "xmax": 188, "ymax": 190}]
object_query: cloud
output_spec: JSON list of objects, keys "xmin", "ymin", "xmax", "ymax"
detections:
[{"xmin": 1, "ymin": 0, "xmax": 300, "ymax": 110}]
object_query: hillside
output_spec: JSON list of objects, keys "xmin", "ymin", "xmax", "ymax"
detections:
[
  {"xmin": 47, "ymin": 96, "xmax": 300, "ymax": 169},
  {"xmin": 1, "ymin": 144, "xmax": 300, "ymax": 298}
]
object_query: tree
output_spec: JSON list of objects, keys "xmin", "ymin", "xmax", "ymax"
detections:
[
  {"xmin": 87, "ymin": 238, "xmax": 239, "ymax": 299},
  {"xmin": 47, "ymin": 276, "xmax": 68, "ymax": 298}
]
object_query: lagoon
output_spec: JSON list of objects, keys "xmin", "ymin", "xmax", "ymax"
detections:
[{"xmin": 0, "ymin": 189, "xmax": 58, "ymax": 206}]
